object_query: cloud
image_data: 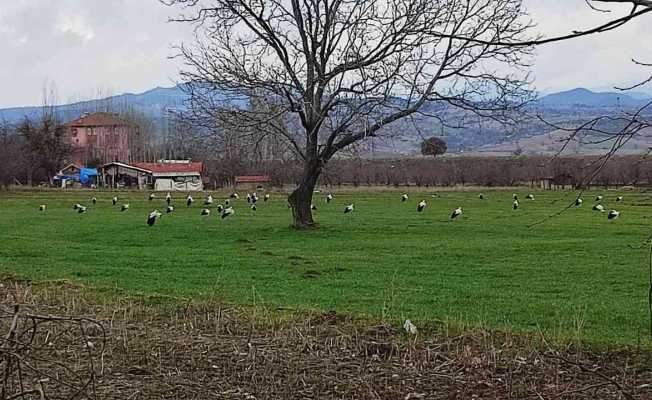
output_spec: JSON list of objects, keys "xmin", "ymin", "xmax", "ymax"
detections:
[{"xmin": 0, "ymin": 1, "xmax": 651, "ymax": 107}]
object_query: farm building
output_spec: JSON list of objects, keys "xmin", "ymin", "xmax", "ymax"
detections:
[
  {"xmin": 234, "ymin": 175, "xmax": 271, "ymax": 190},
  {"xmin": 65, "ymin": 112, "xmax": 132, "ymax": 166},
  {"xmin": 100, "ymin": 161, "xmax": 204, "ymax": 191}
]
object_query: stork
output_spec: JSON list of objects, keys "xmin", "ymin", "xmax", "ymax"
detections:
[
  {"xmin": 225, "ymin": 199, "xmax": 230, "ymax": 206},
  {"xmin": 77, "ymin": 205, "xmax": 87, "ymax": 214},
  {"xmin": 479, "ymin": 194, "xmax": 484, "ymax": 200},
  {"xmin": 112, "ymin": 196, "xmax": 118, "ymax": 206},
  {"xmin": 593, "ymin": 204, "xmax": 605, "ymax": 212},
  {"xmin": 221, "ymin": 206, "xmax": 235, "ymax": 219},
  {"xmin": 216, "ymin": 204, "xmax": 224, "ymax": 213},
  {"xmin": 616, "ymin": 196, "xmax": 623, "ymax": 202},
  {"xmin": 575, "ymin": 198, "xmax": 583, "ymax": 207},
  {"xmin": 147, "ymin": 210, "xmax": 162, "ymax": 226},
  {"xmin": 608, "ymin": 210, "xmax": 620, "ymax": 220},
  {"xmin": 205, "ymin": 194, "xmax": 214, "ymax": 206},
  {"xmin": 166, "ymin": 205, "xmax": 174, "ymax": 214},
  {"xmin": 91, "ymin": 197, "xmax": 97, "ymax": 205},
  {"xmin": 230, "ymin": 193, "xmax": 239, "ymax": 199},
  {"xmin": 121, "ymin": 204, "xmax": 130, "ymax": 212},
  {"xmin": 39, "ymin": 205, "xmax": 46, "ymax": 211},
  {"xmin": 186, "ymin": 194, "xmax": 194, "ymax": 207},
  {"xmin": 512, "ymin": 199, "xmax": 519, "ymax": 210},
  {"xmin": 311, "ymin": 204, "xmax": 317, "ymax": 210},
  {"xmin": 526, "ymin": 194, "xmax": 534, "ymax": 200},
  {"xmin": 166, "ymin": 192, "xmax": 172, "ymax": 205},
  {"xmin": 149, "ymin": 193, "xmax": 155, "ymax": 201},
  {"xmin": 401, "ymin": 194, "xmax": 408, "ymax": 202},
  {"xmin": 326, "ymin": 194, "xmax": 333, "ymax": 203},
  {"xmin": 595, "ymin": 195, "xmax": 603, "ymax": 201},
  {"xmin": 251, "ymin": 204, "xmax": 257, "ymax": 212},
  {"xmin": 450, "ymin": 207, "xmax": 462, "ymax": 219},
  {"xmin": 201, "ymin": 209, "xmax": 211, "ymax": 216},
  {"xmin": 344, "ymin": 204, "xmax": 354, "ymax": 214},
  {"xmin": 403, "ymin": 319, "xmax": 417, "ymax": 335},
  {"xmin": 264, "ymin": 194, "xmax": 270, "ymax": 202},
  {"xmin": 513, "ymin": 193, "xmax": 518, "ymax": 200},
  {"xmin": 73, "ymin": 203, "xmax": 82, "ymax": 210},
  {"xmin": 246, "ymin": 193, "xmax": 252, "ymax": 203},
  {"xmin": 417, "ymin": 200, "xmax": 427, "ymax": 212}
]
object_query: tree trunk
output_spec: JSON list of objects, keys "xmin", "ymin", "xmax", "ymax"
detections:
[{"xmin": 288, "ymin": 159, "xmax": 322, "ymax": 229}]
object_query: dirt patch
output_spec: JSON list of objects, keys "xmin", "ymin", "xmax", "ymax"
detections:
[{"xmin": 1, "ymin": 278, "xmax": 651, "ymax": 399}]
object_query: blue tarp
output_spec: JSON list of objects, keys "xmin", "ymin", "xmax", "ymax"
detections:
[{"xmin": 79, "ymin": 168, "xmax": 98, "ymax": 185}]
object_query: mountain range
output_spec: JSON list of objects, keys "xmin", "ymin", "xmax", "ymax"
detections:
[{"xmin": 2, "ymin": 86, "xmax": 650, "ymax": 155}]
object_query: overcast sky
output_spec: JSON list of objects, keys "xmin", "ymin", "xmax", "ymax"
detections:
[{"xmin": 0, "ymin": 0, "xmax": 651, "ymax": 108}]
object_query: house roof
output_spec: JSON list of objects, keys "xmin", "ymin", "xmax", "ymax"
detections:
[
  {"xmin": 101, "ymin": 162, "xmax": 152, "ymax": 174},
  {"xmin": 65, "ymin": 112, "xmax": 127, "ymax": 127},
  {"xmin": 132, "ymin": 162, "xmax": 203, "ymax": 174},
  {"xmin": 235, "ymin": 175, "xmax": 271, "ymax": 183}
]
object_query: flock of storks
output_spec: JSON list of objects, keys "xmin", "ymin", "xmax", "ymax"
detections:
[{"xmin": 37, "ymin": 190, "xmax": 622, "ymax": 226}]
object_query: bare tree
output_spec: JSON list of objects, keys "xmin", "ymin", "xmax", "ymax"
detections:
[{"xmin": 164, "ymin": 0, "xmax": 536, "ymax": 228}]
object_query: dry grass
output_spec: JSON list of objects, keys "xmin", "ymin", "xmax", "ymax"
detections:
[{"xmin": 2, "ymin": 277, "xmax": 652, "ymax": 399}]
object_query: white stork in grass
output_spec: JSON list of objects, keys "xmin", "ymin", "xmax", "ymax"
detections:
[
  {"xmin": 593, "ymin": 204, "xmax": 605, "ymax": 212},
  {"xmin": 230, "ymin": 193, "xmax": 239, "ymax": 199},
  {"xmin": 616, "ymin": 196, "xmax": 624, "ymax": 202},
  {"xmin": 246, "ymin": 193, "xmax": 252, "ymax": 203},
  {"xmin": 147, "ymin": 210, "xmax": 162, "ymax": 226},
  {"xmin": 251, "ymin": 194, "xmax": 258, "ymax": 204},
  {"xmin": 595, "ymin": 195, "xmax": 603, "ymax": 201},
  {"xmin": 77, "ymin": 205, "xmax": 87, "ymax": 214},
  {"xmin": 450, "ymin": 207, "xmax": 462, "ymax": 219},
  {"xmin": 479, "ymin": 194, "xmax": 484, "ymax": 200},
  {"xmin": 149, "ymin": 193, "xmax": 155, "ymax": 201},
  {"xmin": 326, "ymin": 193, "xmax": 333, "ymax": 203},
  {"xmin": 512, "ymin": 199, "xmax": 519, "ymax": 210},
  {"xmin": 264, "ymin": 194, "xmax": 270, "ymax": 202},
  {"xmin": 205, "ymin": 194, "xmax": 214, "ymax": 206},
  {"xmin": 121, "ymin": 204, "xmax": 130, "ymax": 212},
  {"xmin": 166, "ymin": 192, "xmax": 172, "ymax": 205},
  {"xmin": 225, "ymin": 199, "xmax": 230, "ymax": 206},
  {"xmin": 401, "ymin": 194, "xmax": 408, "ymax": 202},
  {"xmin": 513, "ymin": 193, "xmax": 518, "ymax": 200},
  {"xmin": 201, "ymin": 208, "xmax": 210, "ymax": 216},
  {"xmin": 186, "ymin": 194, "xmax": 194, "ymax": 207},
  {"xmin": 526, "ymin": 194, "xmax": 534, "ymax": 200},
  {"xmin": 39, "ymin": 205, "xmax": 46, "ymax": 211},
  {"xmin": 73, "ymin": 203, "xmax": 82, "ymax": 210},
  {"xmin": 417, "ymin": 200, "xmax": 427, "ymax": 212},
  {"xmin": 608, "ymin": 210, "xmax": 620, "ymax": 220},
  {"xmin": 221, "ymin": 206, "xmax": 235, "ymax": 219},
  {"xmin": 311, "ymin": 204, "xmax": 317, "ymax": 210},
  {"xmin": 216, "ymin": 204, "xmax": 224, "ymax": 213},
  {"xmin": 403, "ymin": 319, "xmax": 417, "ymax": 335},
  {"xmin": 344, "ymin": 204, "xmax": 354, "ymax": 214},
  {"xmin": 112, "ymin": 196, "xmax": 118, "ymax": 206},
  {"xmin": 166, "ymin": 205, "xmax": 174, "ymax": 214},
  {"xmin": 91, "ymin": 197, "xmax": 97, "ymax": 205},
  {"xmin": 251, "ymin": 204, "xmax": 257, "ymax": 212},
  {"xmin": 575, "ymin": 198, "xmax": 583, "ymax": 207}
]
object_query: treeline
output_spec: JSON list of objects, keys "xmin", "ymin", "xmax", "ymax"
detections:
[{"xmin": 203, "ymin": 156, "xmax": 652, "ymax": 189}]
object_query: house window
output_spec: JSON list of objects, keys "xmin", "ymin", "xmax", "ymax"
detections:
[{"xmin": 72, "ymin": 128, "xmax": 78, "ymax": 137}]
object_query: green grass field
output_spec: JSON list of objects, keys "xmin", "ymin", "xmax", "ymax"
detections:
[{"xmin": 0, "ymin": 188, "xmax": 649, "ymax": 346}]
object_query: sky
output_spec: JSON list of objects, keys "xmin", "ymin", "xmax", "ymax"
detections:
[{"xmin": 0, "ymin": 0, "xmax": 651, "ymax": 108}]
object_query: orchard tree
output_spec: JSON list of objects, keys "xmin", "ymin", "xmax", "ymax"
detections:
[
  {"xmin": 421, "ymin": 137, "xmax": 448, "ymax": 158},
  {"xmin": 166, "ymin": 0, "xmax": 535, "ymax": 228}
]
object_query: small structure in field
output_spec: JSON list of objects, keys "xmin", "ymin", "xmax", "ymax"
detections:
[
  {"xmin": 54, "ymin": 163, "xmax": 99, "ymax": 188},
  {"xmin": 235, "ymin": 175, "xmax": 271, "ymax": 190},
  {"xmin": 100, "ymin": 160, "xmax": 204, "ymax": 191}
]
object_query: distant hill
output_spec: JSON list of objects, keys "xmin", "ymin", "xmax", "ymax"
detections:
[
  {"xmin": 2, "ymin": 86, "xmax": 651, "ymax": 155},
  {"xmin": 535, "ymin": 88, "xmax": 650, "ymax": 109},
  {"xmin": 0, "ymin": 85, "xmax": 189, "ymax": 125}
]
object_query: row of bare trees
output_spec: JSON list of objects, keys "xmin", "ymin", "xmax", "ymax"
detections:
[{"xmin": 199, "ymin": 155, "xmax": 652, "ymax": 190}]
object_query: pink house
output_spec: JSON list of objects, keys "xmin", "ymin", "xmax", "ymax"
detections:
[{"xmin": 65, "ymin": 112, "xmax": 131, "ymax": 166}]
